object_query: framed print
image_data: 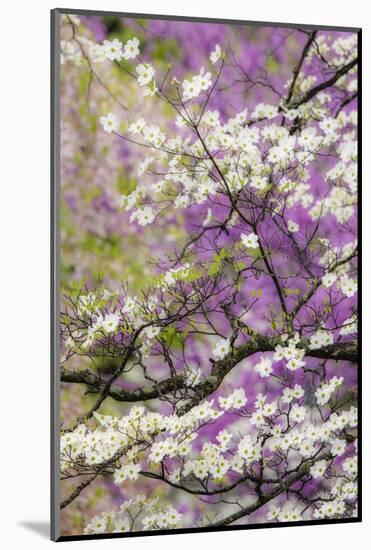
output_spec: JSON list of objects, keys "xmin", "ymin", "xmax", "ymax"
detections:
[{"xmin": 51, "ymin": 8, "xmax": 361, "ymax": 541}]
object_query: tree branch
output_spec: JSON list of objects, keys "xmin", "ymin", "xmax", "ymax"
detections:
[
  {"xmin": 208, "ymin": 454, "xmax": 329, "ymax": 526},
  {"xmin": 61, "ymin": 338, "xmax": 357, "ymax": 406},
  {"xmin": 288, "ymin": 57, "xmax": 358, "ymax": 109},
  {"xmin": 60, "ymin": 474, "xmax": 97, "ymax": 509},
  {"xmin": 285, "ymin": 31, "xmax": 317, "ymax": 105}
]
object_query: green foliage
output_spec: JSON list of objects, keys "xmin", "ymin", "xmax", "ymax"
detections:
[
  {"xmin": 183, "ymin": 265, "xmax": 203, "ymax": 283},
  {"xmin": 251, "ymin": 288, "xmax": 263, "ymax": 298},
  {"xmin": 152, "ymin": 37, "xmax": 181, "ymax": 67},
  {"xmin": 208, "ymin": 248, "xmax": 228, "ymax": 277},
  {"xmin": 283, "ymin": 287, "xmax": 301, "ymax": 296},
  {"xmin": 116, "ymin": 175, "xmax": 137, "ymax": 196},
  {"xmin": 236, "ymin": 240, "xmax": 263, "ymax": 258},
  {"xmin": 266, "ymin": 56, "xmax": 280, "ymax": 73},
  {"xmin": 159, "ymin": 325, "xmax": 183, "ymax": 349}
]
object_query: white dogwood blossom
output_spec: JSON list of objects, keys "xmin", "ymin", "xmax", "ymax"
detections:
[
  {"xmin": 340, "ymin": 315, "xmax": 357, "ymax": 335},
  {"xmin": 123, "ymin": 37, "xmax": 140, "ymax": 60},
  {"xmin": 322, "ymin": 272, "xmax": 337, "ymax": 288},
  {"xmin": 114, "ymin": 462, "xmax": 141, "ymax": 483},
  {"xmin": 315, "ymin": 376, "xmax": 344, "ymax": 406},
  {"xmin": 182, "ymin": 67, "xmax": 212, "ymax": 100},
  {"xmin": 309, "ymin": 329, "xmax": 334, "ymax": 350},
  {"xmin": 254, "ymin": 357, "xmax": 273, "ymax": 377},
  {"xmin": 132, "ymin": 206, "xmax": 155, "ymax": 226},
  {"xmin": 287, "ymin": 220, "xmax": 299, "ymax": 233},
  {"xmin": 102, "ymin": 311, "xmax": 121, "ymax": 333},
  {"xmin": 310, "ymin": 459, "xmax": 329, "ymax": 479},
  {"xmin": 102, "ymin": 38, "xmax": 123, "ymax": 61},
  {"xmin": 100, "ymin": 112, "xmax": 119, "ymax": 133},
  {"xmin": 212, "ymin": 338, "xmax": 231, "ymax": 360},
  {"xmin": 136, "ymin": 63, "xmax": 156, "ymax": 86},
  {"xmin": 240, "ymin": 232, "xmax": 259, "ymax": 249},
  {"xmin": 210, "ymin": 44, "xmax": 222, "ymax": 64}
]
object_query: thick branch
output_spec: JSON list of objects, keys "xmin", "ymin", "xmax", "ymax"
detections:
[
  {"xmin": 61, "ymin": 338, "xmax": 357, "ymax": 406},
  {"xmin": 288, "ymin": 57, "xmax": 358, "ymax": 109},
  {"xmin": 307, "ymin": 341, "xmax": 357, "ymax": 363},
  {"xmin": 60, "ymin": 474, "xmax": 97, "ymax": 509},
  {"xmin": 60, "ymin": 365, "xmax": 185, "ymax": 402},
  {"xmin": 139, "ymin": 470, "xmax": 255, "ymax": 496}
]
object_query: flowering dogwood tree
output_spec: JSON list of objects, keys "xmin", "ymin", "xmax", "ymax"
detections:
[{"xmin": 58, "ymin": 13, "xmax": 358, "ymax": 536}]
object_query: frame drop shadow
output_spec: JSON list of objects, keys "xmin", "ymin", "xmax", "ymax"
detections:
[{"xmin": 19, "ymin": 521, "xmax": 49, "ymax": 539}]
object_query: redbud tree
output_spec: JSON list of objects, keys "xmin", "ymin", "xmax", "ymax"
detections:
[{"xmin": 57, "ymin": 13, "xmax": 359, "ymax": 536}]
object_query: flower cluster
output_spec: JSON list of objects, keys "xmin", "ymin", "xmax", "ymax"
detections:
[
  {"xmin": 273, "ymin": 334, "xmax": 306, "ymax": 372},
  {"xmin": 182, "ymin": 67, "xmax": 213, "ymax": 100},
  {"xmin": 61, "ymin": 384, "xmax": 357, "ymax": 500},
  {"xmin": 308, "ymin": 330, "xmax": 334, "ymax": 350},
  {"xmin": 84, "ymin": 494, "xmax": 182, "ymax": 534},
  {"xmin": 315, "ymin": 376, "xmax": 344, "ymax": 406}
]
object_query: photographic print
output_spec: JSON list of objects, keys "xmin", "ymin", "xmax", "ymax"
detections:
[{"xmin": 51, "ymin": 9, "xmax": 360, "ymax": 541}]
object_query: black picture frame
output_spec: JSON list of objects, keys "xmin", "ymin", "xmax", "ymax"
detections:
[{"xmin": 51, "ymin": 8, "xmax": 362, "ymax": 541}]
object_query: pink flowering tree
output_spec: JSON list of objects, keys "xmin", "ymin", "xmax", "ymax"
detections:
[{"xmin": 58, "ymin": 14, "xmax": 358, "ymax": 536}]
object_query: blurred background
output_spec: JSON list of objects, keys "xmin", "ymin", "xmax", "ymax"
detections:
[{"xmin": 59, "ymin": 13, "xmax": 356, "ymax": 535}]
